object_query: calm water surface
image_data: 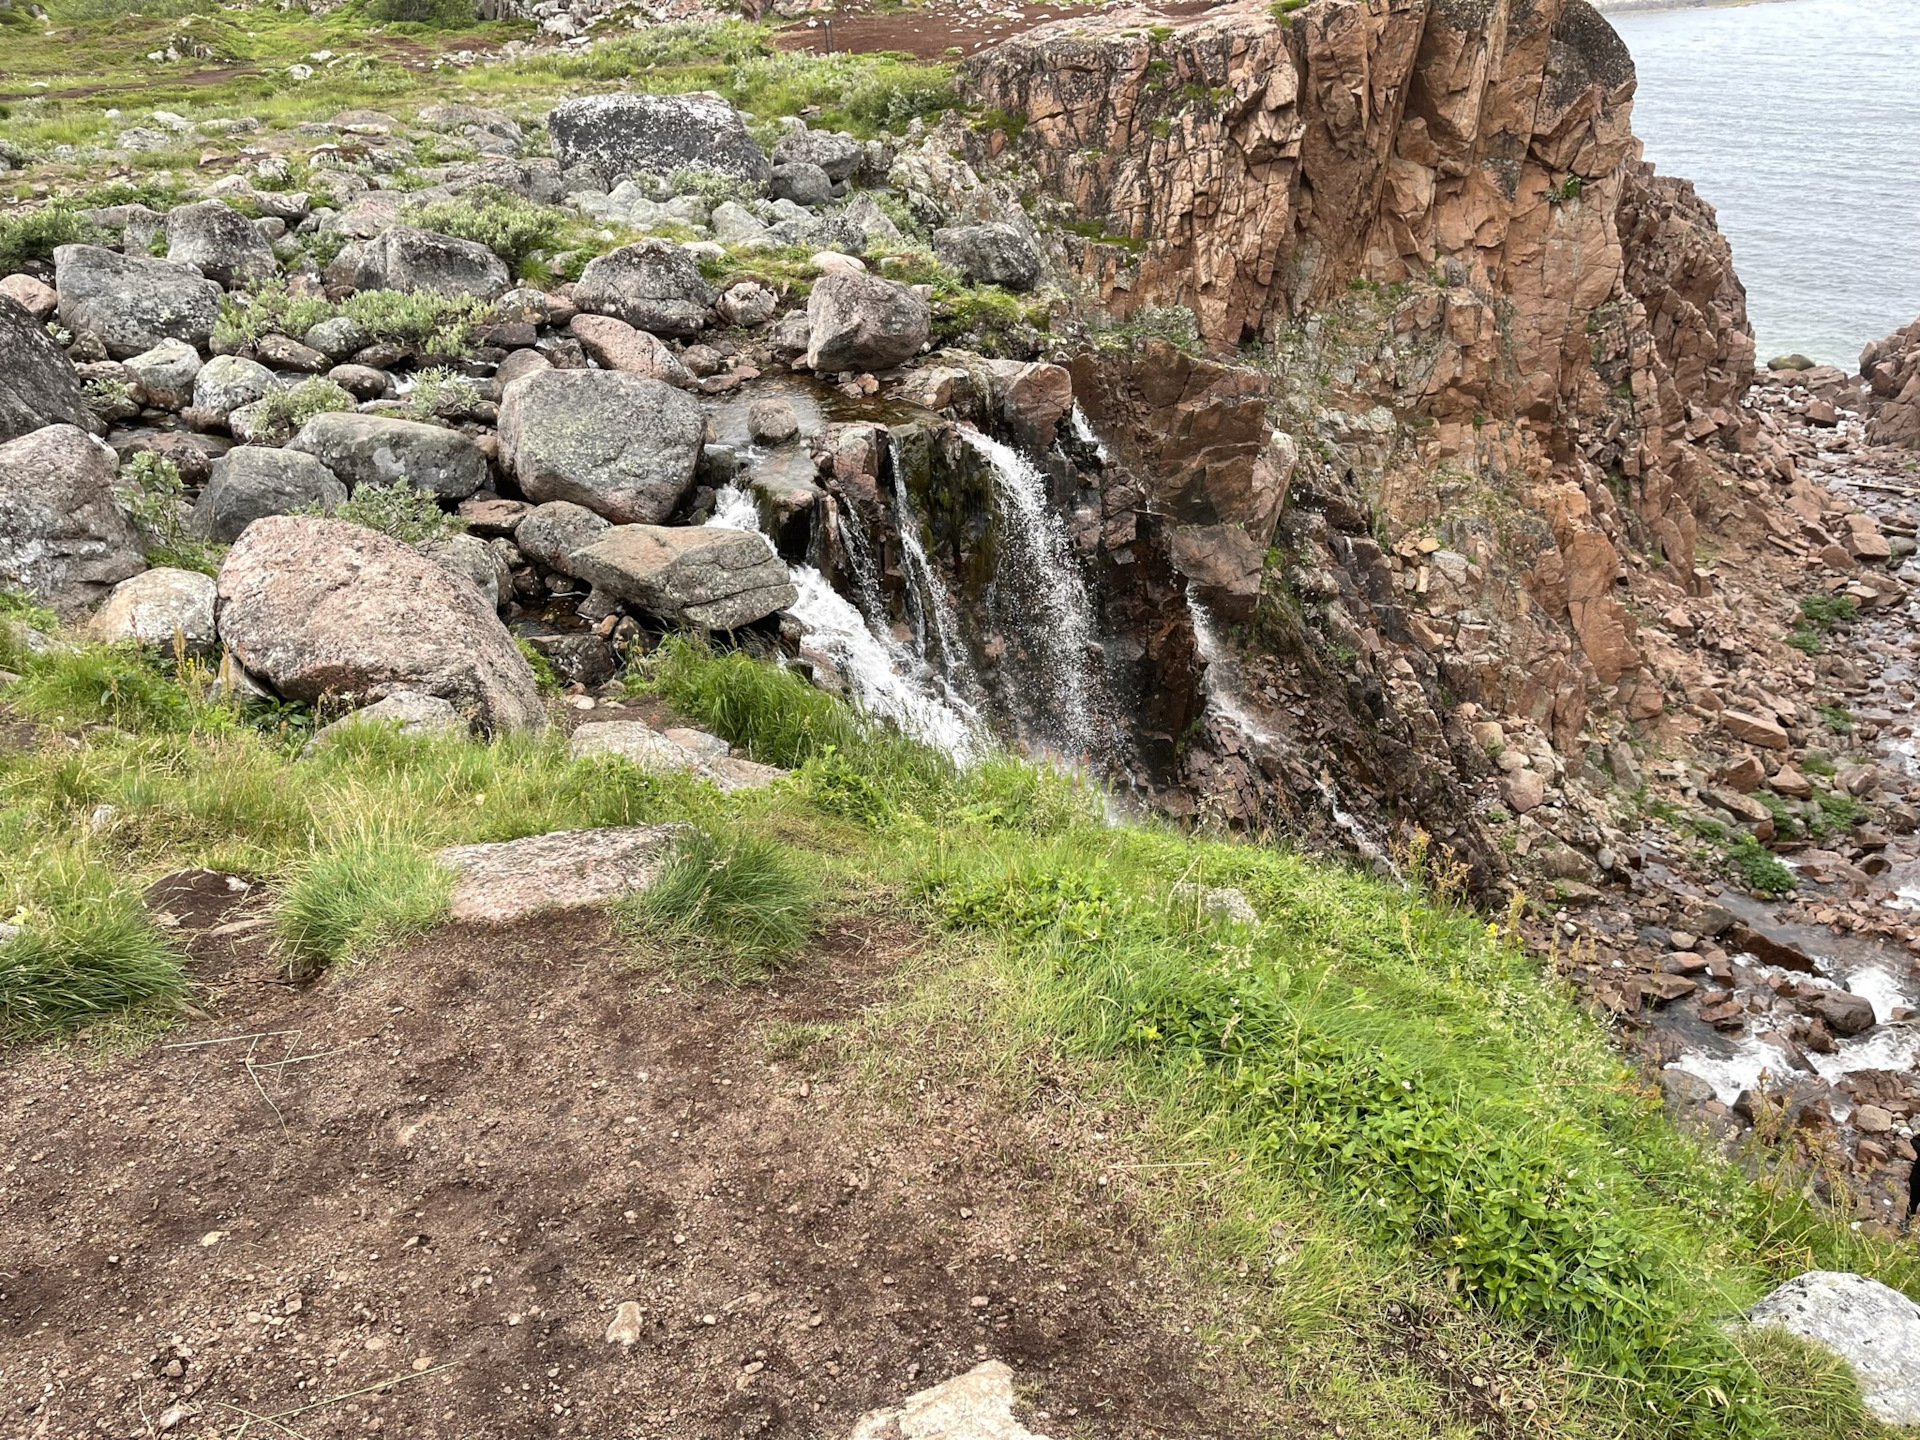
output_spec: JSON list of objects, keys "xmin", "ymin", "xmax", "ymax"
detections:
[{"xmin": 1608, "ymin": 0, "xmax": 1920, "ymax": 368}]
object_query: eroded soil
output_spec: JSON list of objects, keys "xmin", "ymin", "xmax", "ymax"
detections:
[{"xmin": 1, "ymin": 897, "xmax": 1280, "ymax": 1439}]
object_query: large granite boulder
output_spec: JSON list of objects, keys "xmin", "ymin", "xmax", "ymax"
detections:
[
  {"xmin": 1750, "ymin": 1272, "xmax": 1920, "ymax": 1426},
  {"xmin": 87, "ymin": 567, "xmax": 218, "ymax": 652},
  {"xmin": 191, "ymin": 354, "xmax": 280, "ymax": 421},
  {"xmin": 327, "ymin": 226, "xmax": 512, "ymax": 301},
  {"xmin": 805, "ymin": 272, "xmax": 929, "ymax": 372},
  {"xmin": 515, "ymin": 499, "xmax": 610, "ymax": 575},
  {"xmin": 497, "ymin": 369, "xmax": 702, "ymax": 525},
  {"xmin": 0, "ymin": 294, "xmax": 89, "ymax": 443},
  {"xmin": 192, "ymin": 445, "xmax": 347, "ymax": 542},
  {"xmin": 572, "ymin": 240, "xmax": 715, "ymax": 338},
  {"xmin": 547, "ymin": 93, "xmax": 771, "ymax": 189},
  {"xmin": 215, "ymin": 515, "xmax": 544, "ymax": 731},
  {"xmin": 286, "ymin": 411, "xmax": 488, "ymax": 500},
  {"xmin": 0, "ymin": 424, "xmax": 146, "ymax": 619},
  {"xmin": 569, "ymin": 524, "xmax": 796, "ymax": 630},
  {"xmin": 163, "ymin": 200, "xmax": 279, "ymax": 288},
  {"xmin": 933, "ymin": 222, "xmax": 1042, "ymax": 291},
  {"xmin": 53, "ymin": 245, "xmax": 223, "ymax": 360}
]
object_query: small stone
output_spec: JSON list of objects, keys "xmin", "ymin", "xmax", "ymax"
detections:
[
  {"xmin": 1669, "ymin": 930, "xmax": 1697, "ymax": 952},
  {"xmin": 1504, "ymin": 769, "xmax": 1546, "ymax": 813},
  {"xmin": 1856, "ymin": 1104, "xmax": 1894, "ymax": 1135},
  {"xmin": 605, "ymin": 1301, "xmax": 645, "ymax": 1346},
  {"xmin": 747, "ymin": 397, "xmax": 800, "ymax": 445}
]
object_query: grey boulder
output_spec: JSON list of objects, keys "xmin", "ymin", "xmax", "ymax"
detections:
[
  {"xmin": 547, "ymin": 93, "xmax": 771, "ymax": 189},
  {"xmin": 497, "ymin": 369, "xmax": 702, "ymax": 525},
  {"xmin": 769, "ymin": 162, "xmax": 833, "ymax": 208},
  {"xmin": 286, "ymin": 411, "xmax": 488, "ymax": 500},
  {"xmin": 1749, "ymin": 1272, "xmax": 1920, "ymax": 1425},
  {"xmin": 328, "ymin": 226, "xmax": 512, "ymax": 301},
  {"xmin": 53, "ymin": 245, "xmax": 223, "ymax": 360},
  {"xmin": 436, "ymin": 825, "xmax": 679, "ymax": 924},
  {"xmin": 215, "ymin": 515, "xmax": 544, "ymax": 731},
  {"xmin": 164, "ymin": 200, "xmax": 279, "ymax": 288},
  {"xmin": 305, "ymin": 689, "xmax": 466, "ymax": 752},
  {"xmin": 570, "ymin": 524, "xmax": 796, "ymax": 630},
  {"xmin": 192, "ymin": 445, "xmax": 347, "ymax": 543},
  {"xmin": 515, "ymin": 499, "xmax": 610, "ymax": 575},
  {"xmin": 122, "ymin": 339, "xmax": 203, "ymax": 411},
  {"xmin": 191, "ymin": 355, "xmax": 280, "ymax": 420},
  {"xmin": 87, "ymin": 567, "xmax": 218, "ymax": 652},
  {"xmin": 805, "ymin": 272, "xmax": 929, "ymax": 373},
  {"xmin": 933, "ymin": 223, "xmax": 1042, "ymax": 291},
  {"xmin": 772, "ymin": 125, "xmax": 864, "ymax": 183},
  {"xmin": 418, "ymin": 531, "xmax": 511, "ymax": 612},
  {"xmin": 573, "ymin": 240, "xmax": 715, "ymax": 339},
  {"xmin": 0, "ymin": 294, "xmax": 89, "ymax": 444},
  {"xmin": 0, "ymin": 424, "xmax": 146, "ymax": 619}
]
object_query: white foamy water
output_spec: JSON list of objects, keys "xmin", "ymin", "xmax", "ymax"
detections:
[
  {"xmin": 1610, "ymin": 0, "xmax": 1920, "ymax": 365},
  {"xmin": 706, "ymin": 486, "xmax": 986, "ymax": 760},
  {"xmin": 962, "ymin": 429, "xmax": 1106, "ymax": 759}
]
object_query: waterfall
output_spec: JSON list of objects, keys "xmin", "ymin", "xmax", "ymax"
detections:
[
  {"xmin": 707, "ymin": 486, "xmax": 985, "ymax": 761},
  {"xmin": 891, "ymin": 469, "xmax": 975, "ymax": 696},
  {"xmin": 961, "ymin": 429, "xmax": 1106, "ymax": 759},
  {"xmin": 1068, "ymin": 403, "xmax": 1109, "ymax": 462},
  {"xmin": 1187, "ymin": 587, "xmax": 1398, "ymax": 874}
]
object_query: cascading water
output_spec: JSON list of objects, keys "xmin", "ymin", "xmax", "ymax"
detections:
[
  {"xmin": 890, "ymin": 462, "xmax": 974, "ymax": 697},
  {"xmin": 707, "ymin": 486, "xmax": 985, "ymax": 760},
  {"xmin": 961, "ymin": 429, "xmax": 1107, "ymax": 760}
]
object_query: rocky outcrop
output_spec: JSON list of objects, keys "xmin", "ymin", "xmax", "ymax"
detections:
[
  {"xmin": 53, "ymin": 245, "xmax": 222, "ymax": 359},
  {"xmin": 0, "ymin": 424, "xmax": 146, "ymax": 619},
  {"xmin": 1859, "ymin": 314, "xmax": 1920, "ymax": 449},
  {"xmin": 547, "ymin": 94, "xmax": 772, "ymax": 189},
  {"xmin": 215, "ymin": 516, "xmax": 545, "ymax": 731},
  {"xmin": 0, "ymin": 294, "xmax": 89, "ymax": 444}
]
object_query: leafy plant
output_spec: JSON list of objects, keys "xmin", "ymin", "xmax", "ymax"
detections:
[
  {"xmin": 245, "ymin": 377, "xmax": 355, "ymax": 443},
  {"xmin": 0, "ymin": 586, "xmax": 58, "ymax": 632},
  {"xmin": 1726, "ymin": 836, "xmax": 1794, "ymax": 896},
  {"xmin": 115, "ymin": 450, "xmax": 222, "ymax": 575},
  {"xmin": 1798, "ymin": 594, "xmax": 1858, "ymax": 630},
  {"xmin": 83, "ymin": 376, "xmax": 138, "ymax": 424},
  {"xmin": 402, "ymin": 185, "xmax": 566, "ymax": 271},
  {"xmin": 298, "ymin": 478, "xmax": 465, "ymax": 545},
  {"xmin": 340, "ymin": 288, "xmax": 495, "ymax": 357},
  {"xmin": 1816, "ymin": 703, "xmax": 1855, "ymax": 734},
  {"xmin": 403, "ymin": 366, "xmax": 483, "ymax": 422},
  {"xmin": 0, "ymin": 202, "xmax": 107, "ymax": 272}
]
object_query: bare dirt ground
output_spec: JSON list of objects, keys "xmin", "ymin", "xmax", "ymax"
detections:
[{"xmin": 1, "ymin": 886, "xmax": 1285, "ymax": 1440}]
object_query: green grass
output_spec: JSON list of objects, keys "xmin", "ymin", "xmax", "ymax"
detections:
[
  {"xmin": 0, "ymin": 201, "xmax": 105, "ymax": 270},
  {"xmin": 0, "ymin": 636, "xmax": 1911, "ymax": 1437},
  {"xmin": 1799, "ymin": 595, "xmax": 1858, "ymax": 631}
]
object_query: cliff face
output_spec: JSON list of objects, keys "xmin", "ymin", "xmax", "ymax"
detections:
[{"xmin": 941, "ymin": 0, "xmax": 1757, "ymax": 865}]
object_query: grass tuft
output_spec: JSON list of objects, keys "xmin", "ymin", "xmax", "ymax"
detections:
[
  {"xmin": 623, "ymin": 826, "xmax": 813, "ymax": 982},
  {"xmin": 273, "ymin": 833, "xmax": 451, "ymax": 972}
]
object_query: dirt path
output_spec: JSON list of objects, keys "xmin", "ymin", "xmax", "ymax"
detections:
[{"xmin": 1, "ymin": 894, "xmax": 1274, "ymax": 1439}]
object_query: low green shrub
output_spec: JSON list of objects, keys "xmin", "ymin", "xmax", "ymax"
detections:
[
  {"xmin": 0, "ymin": 586, "xmax": 57, "ymax": 632},
  {"xmin": 403, "ymin": 366, "xmax": 483, "ymax": 422},
  {"xmin": 274, "ymin": 833, "xmax": 451, "ymax": 970},
  {"xmin": 0, "ymin": 203, "xmax": 107, "ymax": 272},
  {"xmin": 1726, "ymin": 836, "xmax": 1794, "ymax": 896},
  {"xmin": 402, "ymin": 185, "xmax": 566, "ymax": 271},
  {"xmin": 342, "ymin": 288, "xmax": 495, "ymax": 357},
  {"xmin": 1798, "ymin": 594, "xmax": 1858, "ymax": 631},
  {"xmin": 116, "ymin": 451, "xmax": 223, "ymax": 576},
  {"xmin": 622, "ymin": 825, "xmax": 813, "ymax": 980},
  {"xmin": 0, "ymin": 852, "xmax": 185, "ymax": 1038},
  {"xmin": 362, "ymin": 0, "xmax": 476, "ymax": 25},
  {"xmin": 245, "ymin": 378, "xmax": 355, "ymax": 443},
  {"xmin": 299, "ymin": 478, "xmax": 464, "ymax": 544}
]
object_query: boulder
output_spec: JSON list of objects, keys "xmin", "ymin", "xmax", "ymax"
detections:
[
  {"xmin": 547, "ymin": 93, "xmax": 771, "ymax": 189},
  {"xmin": 163, "ymin": 200, "xmax": 279, "ymax": 288},
  {"xmin": 191, "ymin": 354, "xmax": 280, "ymax": 421},
  {"xmin": 716, "ymin": 281, "xmax": 777, "ymax": 328},
  {"xmin": 573, "ymin": 240, "xmax": 715, "ymax": 339},
  {"xmin": 53, "ymin": 245, "xmax": 223, "ymax": 360},
  {"xmin": 497, "ymin": 368, "xmax": 703, "ymax": 525},
  {"xmin": 1813, "ymin": 988, "xmax": 1876, "ymax": 1037},
  {"xmin": 772, "ymin": 124, "xmax": 864, "ymax": 183},
  {"xmin": 984, "ymin": 359, "xmax": 1072, "ymax": 451},
  {"xmin": 286, "ymin": 411, "xmax": 488, "ymax": 500},
  {"xmin": 121, "ymin": 339, "xmax": 202, "ymax": 411},
  {"xmin": 747, "ymin": 397, "xmax": 800, "ymax": 445},
  {"xmin": 305, "ymin": 689, "xmax": 466, "ymax": 751},
  {"xmin": 87, "ymin": 567, "xmax": 217, "ymax": 651},
  {"xmin": 193, "ymin": 445, "xmax": 348, "ymax": 542},
  {"xmin": 1720, "ymin": 709, "xmax": 1790, "ymax": 751},
  {"xmin": 711, "ymin": 201, "xmax": 770, "ymax": 245},
  {"xmin": 568, "ymin": 313, "xmax": 693, "ymax": 387},
  {"xmin": 805, "ymin": 272, "xmax": 929, "ymax": 373},
  {"xmin": 0, "ymin": 294, "xmax": 89, "ymax": 444},
  {"xmin": 933, "ymin": 222, "xmax": 1043, "ymax": 291},
  {"xmin": 418, "ymin": 531, "xmax": 511, "ymax": 611},
  {"xmin": 849, "ymin": 1362, "xmax": 1053, "ymax": 1440},
  {"xmin": 570, "ymin": 524, "xmax": 797, "ymax": 630},
  {"xmin": 516, "ymin": 500, "xmax": 610, "ymax": 575},
  {"xmin": 1749, "ymin": 1272, "xmax": 1920, "ymax": 1426},
  {"xmin": 569, "ymin": 720, "xmax": 700, "ymax": 773},
  {"xmin": 0, "ymin": 424, "xmax": 146, "ymax": 618},
  {"xmin": 215, "ymin": 515, "xmax": 545, "ymax": 731},
  {"xmin": 435, "ymin": 824, "xmax": 680, "ymax": 924},
  {"xmin": 328, "ymin": 226, "xmax": 512, "ymax": 301},
  {"xmin": 770, "ymin": 162, "xmax": 833, "ymax": 208},
  {"xmin": 0, "ymin": 273, "xmax": 58, "ymax": 322},
  {"xmin": 303, "ymin": 315, "xmax": 373, "ymax": 362}
]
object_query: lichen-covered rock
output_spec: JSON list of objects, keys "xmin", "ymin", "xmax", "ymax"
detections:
[
  {"xmin": 805, "ymin": 272, "xmax": 929, "ymax": 372},
  {"xmin": 0, "ymin": 423, "xmax": 146, "ymax": 618},
  {"xmin": 435, "ymin": 824, "xmax": 680, "ymax": 924},
  {"xmin": 121, "ymin": 339, "xmax": 203, "ymax": 412},
  {"xmin": 515, "ymin": 499, "xmax": 610, "ymax": 575},
  {"xmin": 569, "ymin": 524, "xmax": 797, "ymax": 630},
  {"xmin": 0, "ymin": 294, "xmax": 88, "ymax": 444},
  {"xmin": 215, "ymin": 515, "xmax": 544, "ymax": 730},
  {"xmin": 497, "ymin": 369, "xmax": 703, "ymax": 525},
  {"xmin": 770, "ymin": 161, "xmax": 833, "ymax": 208},
  {"xmin": 568, "ymin": 313, "xmax": 694, "ymax": 387},
  {"xmin": 305, "ymin": 689, "xmax": 466, "ymax": 751},
  {"xmin": 163, "ymin": 199, "xmax": 279, "ymax": 288},
  {"xmin": 933, "ymin": 223, "xmax": 1042, "ymax": 291},
  {"xmin": 87, "ymin": 567, "xmax": 217, "ymax": 651},
  {"xmin": 327, "ymin": 226, "xmax": 512, "ymax": 301},
  {"xmin": 572, "ymin": 240, "xmax": 715, "ymax": 338},
  {"xmin": 193, "ymin": 446, "xmax": 348, "ymax": 542},
  {"xmin": 1749, "ymin": 1272, "xmax": 1920, "ymax": 1426},
  {"xmin": 418, "ymin": 531, "xmax": 511, "ymax": 612},
  {"xmin": 286, "ymin": 411, "xmax": 488, "ymax": 500},
  {"xmin": 772, "ymin": 123, "xmax": 864, "ymax": 183},
  {"xmin": 53, "ymin": 245, "xmax": 222, "ymax": 360},
  {"xmin": 547, "ymin": 93, "xmax": 771, "ymax": 189},
  {"xmin": 191, "ymin": 355, "xmax": 280, "ymax": 421}
]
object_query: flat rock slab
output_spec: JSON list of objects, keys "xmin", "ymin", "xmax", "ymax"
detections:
[
  {"xmin": 849, "ymin": 1361, "xmax": 1052, "ymax": 1440},
  {"xmin": 437, "ymin": 825, "xmax": 680, "ymax": 925},
  {"xmin": 570, "ymin": 721, "xmax": 785, "ymax": 793},
  {"xmin": 1748, "ymin": 1270, "xmax": 1920, "ymax": 1425}
]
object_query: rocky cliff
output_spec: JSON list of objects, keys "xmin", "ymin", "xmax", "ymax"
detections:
[{"xmin": 936, "ymin": 0, "xmax": 1759, "ymax": 870}]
